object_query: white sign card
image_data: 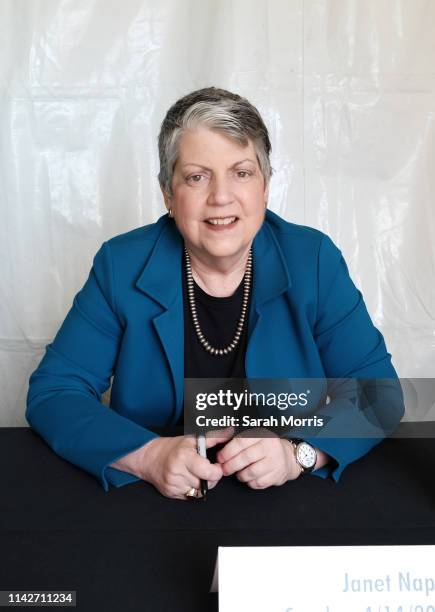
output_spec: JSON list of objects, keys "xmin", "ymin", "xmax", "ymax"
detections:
[{"xmin": 210, "ymin": 545, "xmax": 435, "ymax": 612}]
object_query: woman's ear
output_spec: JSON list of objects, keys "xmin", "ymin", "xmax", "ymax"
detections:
[{"xmin": 159, "ymin": 183, "xmax": 172, "ymax": 214}]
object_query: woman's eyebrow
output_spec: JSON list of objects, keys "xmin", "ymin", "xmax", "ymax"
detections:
[
  {"xmin": 181, "ymin": 158, "xmax": 256, "ymax": 170},
  {"xmin": 232, "ymin": 158, "xmax": 256, "ymax": 167},
  {"xmin": 180, "ymin": 163, "xmax": 211, "ymax": 170}
]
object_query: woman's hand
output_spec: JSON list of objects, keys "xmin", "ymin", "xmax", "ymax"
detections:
[
  {"xmin": 135, "ymin": 427, "xmax": 235, "ymax": 500},
  {"xmin": 215, "ymin": 429, "xmax": 327, "ymax": 489}
]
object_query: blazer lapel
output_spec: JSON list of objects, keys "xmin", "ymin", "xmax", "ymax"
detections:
[
  {"xmin": 246, "ymin": 214, "xmax": 292, "ymax": 377},
  {"xmin": 135, "ymin": 216, "xmax": 184, "ymax": 419}
]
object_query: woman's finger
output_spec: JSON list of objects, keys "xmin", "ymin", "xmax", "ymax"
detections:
[
  {"xmin": 186, "ymin": 451, "xmax": 223, "ymax": 481},
  {"xmin": 220, "ymin": 440, "xmax": 265, "ymax": 476},
  {"xmin": 205, "ymin": 427, "xmax": 235, "ymax": 448},
  {"xmin": 235, "ymin": 456, "xmax": 271, "ymax": 483}
]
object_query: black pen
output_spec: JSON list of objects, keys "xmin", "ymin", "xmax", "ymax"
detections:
[{"xmin": 197, "ymin": 433, "xmax": 208, "ymax": 501}]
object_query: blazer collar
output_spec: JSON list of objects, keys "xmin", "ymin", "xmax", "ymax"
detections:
[
  {"xmin": 251, "ymin": 211, "xmax": 292, "ymax": 306},
  {"xmin": 135, "ymin": 215, "xmax": 183, "ymax": 308},
  {"xmin": 135, "ymin": 210, "xmax": 292, "ymax": 308}
]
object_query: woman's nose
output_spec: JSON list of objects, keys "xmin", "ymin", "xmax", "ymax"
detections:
[{"xmin": 207, "ymin": 175, "xmax": 234, "ymax": 205}]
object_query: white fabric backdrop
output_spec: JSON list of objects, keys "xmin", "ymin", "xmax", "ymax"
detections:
[{"xmin": 1, "ymin": 0, "xmax": 434, "ymax": 425}]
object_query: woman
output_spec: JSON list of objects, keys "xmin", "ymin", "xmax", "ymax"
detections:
[{"xmin": 26, "ymin": 87, "xmax": 403, "ymax": 500}]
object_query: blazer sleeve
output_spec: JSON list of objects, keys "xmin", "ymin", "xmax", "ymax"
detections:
[
  {"xmin": 305, "ymin": 234, "xmax": 404, "ymax": 482},
  {"xmin": 26, "ymin": 242, "xmax": 159, "ymax": 492}
]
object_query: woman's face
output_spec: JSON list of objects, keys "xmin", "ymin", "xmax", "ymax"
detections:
[{"xmin": 162, "ymin": 126, "xmax": 268, "ymax": 269}]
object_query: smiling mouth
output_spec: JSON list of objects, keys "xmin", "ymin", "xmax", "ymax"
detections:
[{"xmin": 204, "ymin": 216, "xmax": 238, "ymax": 226}]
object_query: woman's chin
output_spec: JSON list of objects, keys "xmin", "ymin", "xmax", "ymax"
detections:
[{"xmin": 201, "ymin": 242, "xmax": 248, "ymax": 263}]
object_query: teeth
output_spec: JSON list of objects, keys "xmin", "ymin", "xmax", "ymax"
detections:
[{"xmin": 206, "ymin": 217, "xmax": 237, "ymax": 226}]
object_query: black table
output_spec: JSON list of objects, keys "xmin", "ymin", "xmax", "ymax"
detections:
[{"xmin": 1, "ymin": 424, "xmax": 435, "ymax": 611}]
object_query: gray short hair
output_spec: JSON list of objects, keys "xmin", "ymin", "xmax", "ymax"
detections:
[{"xmin": 158, "ymin": 87, "xmax": 273, "ymax": 196}]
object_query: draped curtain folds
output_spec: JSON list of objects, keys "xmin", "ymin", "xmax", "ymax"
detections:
[{"xmin": 0, "ymin": 0, "xmax": 434, "ymax": 425}]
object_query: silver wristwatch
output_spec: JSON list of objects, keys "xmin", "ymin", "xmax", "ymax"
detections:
[{"xmin": 290, "ymin": 439, "xmax": 317, "ymax": 474}]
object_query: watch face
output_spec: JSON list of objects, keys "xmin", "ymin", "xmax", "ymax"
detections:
[{"xmin": 296, "ymin": 442, "xmax": 316, "ymax": 469}]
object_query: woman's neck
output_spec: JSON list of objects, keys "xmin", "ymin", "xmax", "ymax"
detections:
[{"xmin": 186, "ymin": 245, "xmax": 251, "ymax": 298}]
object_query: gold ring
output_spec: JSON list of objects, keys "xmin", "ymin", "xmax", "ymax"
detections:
[{"xmin": 185, "ymin": 487, "xmax": 199, "ymax": 499}]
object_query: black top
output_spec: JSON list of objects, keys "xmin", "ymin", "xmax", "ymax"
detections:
[{"xmin": 177, "ymin": 253, "xmax": 252, "ymax": 425}]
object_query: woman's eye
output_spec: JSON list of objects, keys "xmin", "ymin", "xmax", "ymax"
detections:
[
  {"xmin": 236, "ymin": 170, "xmax": 251, "ymax": 179},
  {"xmin": 187, "ymin": 174, "xmax": 204, "ymax": 183}
]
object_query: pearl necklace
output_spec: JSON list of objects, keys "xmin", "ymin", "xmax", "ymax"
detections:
[{"xmin": 184, "ymin": 247, "xmax": 252, "ymax": 356}]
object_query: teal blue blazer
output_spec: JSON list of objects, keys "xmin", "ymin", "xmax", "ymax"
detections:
[{"xmin": 26, "ymin": 210, "xmax": 403, "ymax": 491}]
